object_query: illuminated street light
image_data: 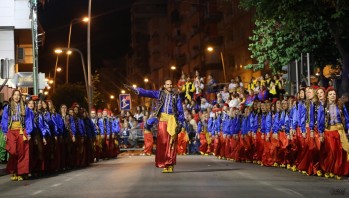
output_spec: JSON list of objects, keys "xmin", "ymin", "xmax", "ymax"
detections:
[
  {"xmin": 132, "ymin": 84, "xmax": 137, "ymax": 88},
  {"xmin": 206, "ymin": 46, "xmax": 227, "ymax": 83},
  {"xmin": 54, "ymin": 49, "xmax": 63, "ymax": 54},
  {"xmin": 49, "ymin": 80, "xmax": 54, "ymax": 84},
  {"xmin": 82, "ymin": 17, "xmax": 89, "ymax": 22},
  {"xmin": 121, "ymin": 90, "xmax": 126, "ymax": 94},
  {"xmin": 47, "ymin": 86, "xmax": 51, "ymax": 90},
  {"xmin": 54, "ymin": 47, "xmax": 90, "ymax": 112},
  {"xmin": 110, "ymin": 95, "xmax": 115, "ymax": 99},
  {"xmin": 144, "ymin": 78, "xmax": 149, "ymax": 83},
  {"xmin": 66, "ymin": 50, "xmax": 72, "ymax": 55},
  {"xmin": 57, "ymin": 67, "xmax": 62, "ymax": 72},
  {"xmin": 207, "ymin": 46, "xmax": 214, "ymax": 52},
  {"xmin": 45, "ymin": 78, "xmax": 49, "ymax": 82},
  {"xmin": 66, "ymin": 16, "xmax": 89, "ymax": 84},
  {"xmin": 44, "ymin": 91, "xmax": 49, "ymax": 95},
  {"xmin": 170, "ymin": 65, "xmax": 176, "ymax": 70}
]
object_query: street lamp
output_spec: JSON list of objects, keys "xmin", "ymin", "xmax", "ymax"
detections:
[
  {"xmin": 56, "ymin": 67, "xmax": 62, "ymax": 72},
  {"xmin": 144, "ymin": 78, "xmax": 149, "ymax": 83},
  {"xmin": 207, "ymin": 46, "xmax": 227, "ymax": 83},
  {"xmin": 121, "ymin": 90, "xmax": 125, "ymax": 94},
  {"xmin": 110, "ymin": 95, "xmax": 115, "ymax": 99},
  {"xmin": 170, "ymin": 65, "xmax": 176, "ymax": 70},
  {"xmin": 66, "ymin": 16, "xmax": 89, "ymax": 84},
  {"xmin": 55, "ymin": 47, "xmax": 91, "ymax": 111}
]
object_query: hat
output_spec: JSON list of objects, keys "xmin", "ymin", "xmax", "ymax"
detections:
[
  {"xmin": 97, "ymin": 109, "xmax": 102, "ymax": 113},
  {"xmin": 91, "ymin": 108, "xmax": 96, "ymax": 113},
  {"xmin": 103, "ymin": 108, "xmax": 108, "ymax": 112},
  {"xmin": 223, "ymin": 103, "xmax": 229, "ymax": 107},
  {"xmin": 72, "ymin": 102, "xmax": 79, "ymax": 107}
]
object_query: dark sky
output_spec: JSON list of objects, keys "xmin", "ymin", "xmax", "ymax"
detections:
[{"xmin": 38, "ymin": 0, "xmax": 133, "ymax": 83}]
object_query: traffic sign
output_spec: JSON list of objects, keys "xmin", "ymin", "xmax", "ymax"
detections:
[{"xmin": 119, "ymin": 94, "xmax": 131, "ymax": 111}]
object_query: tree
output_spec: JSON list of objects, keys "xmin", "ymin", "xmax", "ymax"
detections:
[
  {"xmin": 240, "ymin": 0, "xmax": 349, "ymax": 92},
  {"xmin": 246, "ymin": 17, "xmax": 336, "ymax": 73},
  {"xmin": 51, "ymin": 83, "xmax": 87, "ymax": 110},
  {"xmin": 91, "ymin": 71, "xmax": 105, "ymax": 110}
]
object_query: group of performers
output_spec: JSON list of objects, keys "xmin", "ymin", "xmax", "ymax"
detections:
[
  {"xmin": 192, "ymin": 86, "xmax": 349, "ymax": 179},
  {"xmin": 1, "ymin": 89, "xmax": 120, "ymax": 181}
]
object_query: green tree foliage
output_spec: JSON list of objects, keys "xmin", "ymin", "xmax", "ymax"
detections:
[
  {"xmin": 247, "ymin": 17, "xmax": 335, "ymax": 73},
  {"xmin": 51, "ymin": 83, "xmax": 87, "ymax": 111},
  {"xmin": 240, "ymin": 0, "xmax": 349, "ymax": 92}
]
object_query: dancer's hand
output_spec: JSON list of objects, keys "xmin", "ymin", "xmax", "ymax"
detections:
[
  {"xmin": 4, "ymin": 134, "xmax": 7, "ymax": 142},
  {"xmin": 43, "ymin": 137, "xmax": 47, "ymax": 145}
]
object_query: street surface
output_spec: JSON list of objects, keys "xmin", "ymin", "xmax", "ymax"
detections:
[{"xmin": 0, "ymin": 154, "xmax": 348, "ymax": 197}]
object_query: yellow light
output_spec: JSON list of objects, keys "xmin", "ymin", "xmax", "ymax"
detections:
[
  {"xmin": 121, "ymin": 90, "xmax": 126, "ymax": 94},
  {"xmin": 49, "ymin": 80, "xmax": 54, "ymax": 84},
  {"xmin": 144, "ymin": 78, "xmax": 149, "ymax": 83},
  {"xmin": 171, "ymin": 66, "xmax": 176, "ymax": 70},
  {"xmin": 44, "ymin": 91, "xmax": 49, "ymax": 95},
  {"xmin": 66, "ymin": 50, "xmax": 72, "ymax": 55},
  {"xmin": 207, "ymin": 46, "xmax": 214, "ymax": 52},
  {"xmin": 132, "ymin": 84, "xmax": 137, "ymax": 88},
  {"xmin": 57, "ymin": 67, "xmax": 62, "ymax": 72},
  {"xmin": 54, "ymin": 49, "xmax": 63, "ymax": 54},
  {"xmin": 110, "ymin": 95, "xmax": 115, "ymax": 99},
  {"xmin": 82, "ymin": 17, "xmax": 89, "ymax": 22},
  {"xmin": 47, "ymin": 86, "xmax": 51, "ymax": 90},
  {"xmin": 45, "ymin": 78, "xmax": 49, "ymax": 82}
]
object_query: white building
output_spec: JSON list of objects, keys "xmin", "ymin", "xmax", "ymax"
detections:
[{"xmin": 0, "ymin": 0, "xmax": 42, "ymax": 101}]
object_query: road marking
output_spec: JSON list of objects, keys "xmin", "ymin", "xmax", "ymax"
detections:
[
  {"xmin": 65, "ymin": 178, "xmax": 73, "ymax": 181},
  {"xmin": 32, "ymin": 190, "xmax": 43, "ymax": 195},
  {"xmin": 51, "ymin": 183, "xmax": 62, "ymax": 187}
]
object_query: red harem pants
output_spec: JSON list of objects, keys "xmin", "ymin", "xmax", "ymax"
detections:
[
  {"xmin": 6, "ymin": 124, "xmax": 29, "ymax": 175},
  {"xmin": 143, "ymin": 130, "xmax": 154, "ymax": 155},
  {"xmin": 156, "ymin": 121, "xmax": 177, "ymax": 168}
]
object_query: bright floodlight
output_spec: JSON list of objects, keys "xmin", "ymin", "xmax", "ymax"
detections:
[{"xmin": 54, "ymin": 49, "xmax": 63, "ymax": 54}]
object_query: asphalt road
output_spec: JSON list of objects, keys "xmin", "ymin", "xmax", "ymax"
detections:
[{"xmin": 0, "ymin": 155, "xmax": 348, "ymax": 198}]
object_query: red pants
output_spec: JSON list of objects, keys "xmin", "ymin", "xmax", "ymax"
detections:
[
  {"xmin": 156, "ymin": 121, "xmax": 177, "ymax": 168},
  {"xmin": 6, "ymin": 128, "xmax": 29, "ymax": 175},
  {"xmin": 199, "ymin": 132, "xmax": 208, "ymax": 154},
  {"xmin": 143, "ymin": 131, "xmax": 154, "ymax": 155},
  {"xmin": 177, "ymin": 131, "xmax": 188, "ymax": 155}
]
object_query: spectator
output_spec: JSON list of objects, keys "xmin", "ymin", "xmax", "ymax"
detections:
[
  {"xmin": 235, "ymin": 76, "xmax": 244, "ymax": 88},
  {"xmin": 229, "ymin": 93, "xmax": 240, "ymax": 109},
  {"xmin": 134, "ymin": 106, "xmax": 144, "ymax": 122},
  {"xmin": 206, "ymin": 74, "xmax": 218, "ymax": 102},
  {"xmin": 200, "ymin": 98, "xmax": 212, "ymax": 111},
  {"xmin": 220, "ymin": 86, "xmax": 230, "ymax": 102},
  {"xmin": 128, "ymin": 119, "xmax": 141, "ymax": 148},
  {"xmin": 228, "ymin": 79, "xmax": 237, "ymax": 91}
]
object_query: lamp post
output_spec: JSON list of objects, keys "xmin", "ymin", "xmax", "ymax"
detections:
[
  {"xmin": 66, "ymin": 17, "xmax": 89, "ymax": 84},
  {"xmin": 87, "ymin": 0, "xmax": 93, "ymax": 114},
  {"xmin": 55, "ymin": 47, "xmax": 90, "ymax": 109},
  {"xmin": 207, "ymin": 46, "xmax": 227, "ymax": 83}
]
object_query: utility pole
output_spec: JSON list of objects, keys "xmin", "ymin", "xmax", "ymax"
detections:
[{"xmin": 30, "ymin": 0, "xmax": 39, "ymax": 95}]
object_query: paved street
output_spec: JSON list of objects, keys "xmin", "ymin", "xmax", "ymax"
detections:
[{"xmin": 0, "ymin": 154, "xmax": 348, "ymax": 198}]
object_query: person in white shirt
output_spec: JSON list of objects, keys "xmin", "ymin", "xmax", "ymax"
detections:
[{"xmin": 228, "ymin": 93, "xmax": 240, "ymax": 109}]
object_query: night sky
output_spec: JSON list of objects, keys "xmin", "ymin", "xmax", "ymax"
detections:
[{"xmin": 38, "ymin": 0, "xmax": 133, "ymax": 83}]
